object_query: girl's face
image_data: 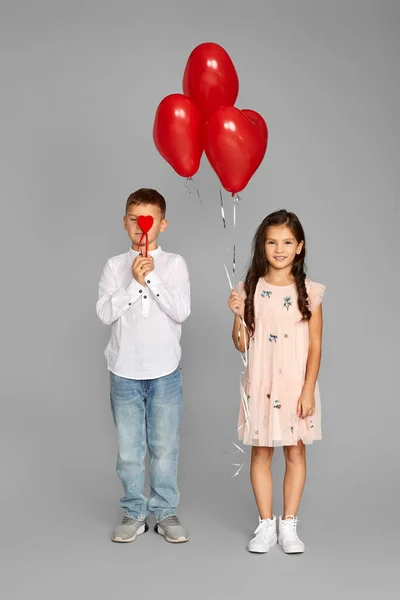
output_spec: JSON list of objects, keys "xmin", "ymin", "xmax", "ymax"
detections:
[{"xmin": 265, "ymin": 225, "xmax": 304, "ymax": 270}]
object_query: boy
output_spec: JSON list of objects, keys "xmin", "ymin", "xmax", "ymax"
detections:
[{"xmin": 96, "ymin": 188, "xmax": 190, "ymax": 543}]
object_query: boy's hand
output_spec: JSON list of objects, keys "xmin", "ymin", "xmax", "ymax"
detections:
[
  {"xmin": 142, "ymin": 255, "xmax": 154, "ymax": 277},
  {"xmin": 132, "ymin": 255, "xmax": 153, "ymax": 286},
  {"xmin": 228, "ymin": 290, "xmax": 244, "ymax": 318},
  {"xmin": 296, "ymin": 389, "xmax": 315, "ymax": 419}
]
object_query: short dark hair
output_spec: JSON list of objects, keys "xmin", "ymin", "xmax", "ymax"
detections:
[{"xmin": 125, "ymin": 188, "xmax": 166, "ymax": 218}]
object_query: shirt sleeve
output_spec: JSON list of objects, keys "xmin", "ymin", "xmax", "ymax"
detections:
[
  {"xmin": 144, "ymin": 255, "xmax": 191, "ymax": 324},
  {"xmin": 96, "ymin": 259, "xmax": 145, "ymax": 325}
]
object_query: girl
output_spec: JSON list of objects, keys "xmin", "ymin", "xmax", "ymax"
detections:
[{"xmin": 228, "ymin": 210, "xmax": 326, "ymax": 554}]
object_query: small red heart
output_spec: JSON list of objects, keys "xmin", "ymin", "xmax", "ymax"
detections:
[{"xmin": 137, "ymin": 215, "xmax": 154, "ymax": 234}]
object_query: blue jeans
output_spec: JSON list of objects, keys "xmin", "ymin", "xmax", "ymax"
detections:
[{"xmin": 110, "ymin": 365, "xmax": 183, "ymax": 522}]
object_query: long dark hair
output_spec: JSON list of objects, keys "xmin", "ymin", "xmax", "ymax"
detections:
[{"xmin": 244, "ymin": 210, "xmax": 311, "ymax": 337}]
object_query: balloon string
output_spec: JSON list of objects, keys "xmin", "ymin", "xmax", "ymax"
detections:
[
  {"xmin": 220, "ymin": 189, "xmax": 242, "ymax": 276},
  {"xmin": 185, "ymin": 177, "xmax": 203, "ymax": 205},
  {"xmin": 220, "ymin": 188, "xmax": 250, "ymax": 476},
  {"xmin": 220, "ymin": 188, "xmax": 228, "ymax": 236},
  {"xmin": 232, "ymin": 194, "xmax": 240, "ymax": 276}
]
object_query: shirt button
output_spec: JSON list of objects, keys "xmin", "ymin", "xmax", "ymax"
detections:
[
  {"xmin": 157, "ymin": 294, "xmax": 160, "ymax": 297},
  {"xmin": 147, "ymin": 280, "xmax": 151, "ymax": 284},
  {"xmin": 139, "ymin": 289, "xmax": 143, "ymax": 294},
  {"xmin": 128, "ymin": 302, "xmax": 131, "ymax": 306},
  {"xmin": 144, "ymin": 295, "xmax": 147, "ymax": 299}
]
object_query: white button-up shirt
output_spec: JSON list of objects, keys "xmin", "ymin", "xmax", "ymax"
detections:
[{"xmin": 96, "ymin": 246, "xmax": 191, "ymax": 380}]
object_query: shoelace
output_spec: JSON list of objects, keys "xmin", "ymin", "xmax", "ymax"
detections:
[
  {"xmin": 253, "ymin": 519, "xmax": 274, "ymax": 539},
  {"xmin": 281, "ymin": 516, "xmax": 300, "ymax": 541},
  {"xmin": 161, "ymin": 516, "xmax": 180, "ymax": 527}
]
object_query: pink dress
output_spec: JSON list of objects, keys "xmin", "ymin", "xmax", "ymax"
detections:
[{"xmin": 237, "ymin": 278, "xmax": 326, "ymax": 447}]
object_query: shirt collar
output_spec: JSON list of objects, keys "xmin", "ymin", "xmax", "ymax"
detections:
[{"xmin": 129, "ymin": 245, "xmax": 162, "ymax": 259}]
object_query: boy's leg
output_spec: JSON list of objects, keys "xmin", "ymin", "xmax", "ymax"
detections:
[
  {"xmin": 146, "ymin": 366, "xmax": 183, "ymax": 521},
  {"xmin": 110, "ymin": 372, "xmax": 148, "ymax": 520}
]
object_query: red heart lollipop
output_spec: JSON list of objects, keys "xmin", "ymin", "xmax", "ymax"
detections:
[
  {"xmin": 137, "ymin": 215, "xmax": 154, "ymax": 257},
  {"xmin": 137, "ymin": 215, "xmax": 154, "ymax": 233}
]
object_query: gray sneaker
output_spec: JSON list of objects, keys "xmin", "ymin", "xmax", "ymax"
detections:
[
  {"xmin": 154, "ymin": 515, "xmax": 189, "ymax": 543},
  {"xmin": 112, "ymin": 515, "xmax": 148, "ymax": 543}
]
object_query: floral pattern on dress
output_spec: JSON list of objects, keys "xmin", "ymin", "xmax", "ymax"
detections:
[
  {"xmin": 283, "ymin": 296, "xmax": 292, "ymax": 311},
  {"xmin": 237, "ymin": 277, "xmax": 325, "ymax": 447}
]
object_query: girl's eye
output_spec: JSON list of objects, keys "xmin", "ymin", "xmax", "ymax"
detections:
[{"xmin": 285, "ymin": 241, "xmax": 293, "ymax": 245}]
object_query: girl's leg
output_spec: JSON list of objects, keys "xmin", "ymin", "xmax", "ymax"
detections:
[
  {"xmin": 282, "ymin": 441, "xmax": 306, "ymax": 517},
  {"xmin": 250, "ymin": 446, "xmax": 274, "ymax": 519}
]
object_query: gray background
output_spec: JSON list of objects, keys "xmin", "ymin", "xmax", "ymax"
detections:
[{"xmin": 0, "ymin": 0, "xmax": 398, "ymax": 598}]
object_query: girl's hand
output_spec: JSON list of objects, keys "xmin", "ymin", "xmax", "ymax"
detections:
[
  {"xmin": 228, "ymin": 290, "xmax": 244, "ymax": 318},
  {"xmin": 297, "ymin": 389, "xmax": 315, "ymax": 419}
]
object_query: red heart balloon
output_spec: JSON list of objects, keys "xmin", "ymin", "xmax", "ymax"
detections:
[
  {"xmin": 241, "ymin": 109, "xmax": 268, "ymax": 144},
  {"xmin": 183, "ymin": 42, "xmax": 239, "ymax": 122},
  {"xmin": 204, "ymin": 106, "xmax": 268, "ymax": 194},
  {"xmin": 137, "ymin": 215, "xmax": 154, "ymax": 234},
  {"xmin": 153, "ymin": 93, "xmax": 203, "ymax": 178}
]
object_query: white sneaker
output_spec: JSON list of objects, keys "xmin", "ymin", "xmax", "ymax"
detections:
[
  {"xmin": 247, "ymin": 516, "xmax": 277, "ymax": 553},
  {"xmin": 278, "ymin": 515, "xmax": 305, "ymax": 553}
]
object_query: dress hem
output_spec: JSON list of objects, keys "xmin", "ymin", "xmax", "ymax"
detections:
[{"xmin": 238, "ymin": 435, "xmax": 322, "ymax": 448}]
